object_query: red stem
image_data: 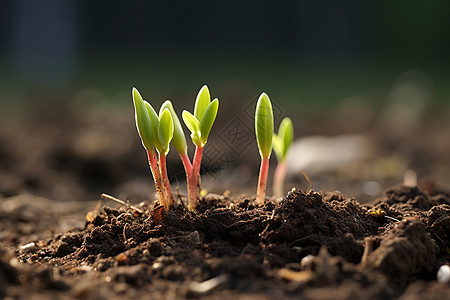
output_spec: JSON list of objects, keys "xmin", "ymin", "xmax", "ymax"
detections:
[
  {"xmin": 159, "ymin": 153, "xmax": 174, "ymax": 203},
  {"xmin": 147, "ymin": 150, "xmax": 170, "ymax": 210},
  {"xmin": 273, "ymin": 161, "xmax": 286, "ymax": 198},
  {"xmin": 180, "ymin": 152, "xmax": 193, "ymax": 176},
  {"xmin": 187, "ymin": 146, "xmax": 204, "ymax": 210},
  {"xmin": 256, "ymin": 156, "xmax": 270, "ymax": 205}
]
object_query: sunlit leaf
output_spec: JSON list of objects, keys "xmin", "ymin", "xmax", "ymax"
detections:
[
  {"xmin": 182, "ymin": 110, "xmax": 200, "ymax": 134},
  {"xmin": 194, "ymin": 85, "xmax": 211, "ymax": 121},
  {"xmin": 279, "ymin": 117, "xmax": 294, "ymax": 159},
  {"xmin": 158, "ymin": 108, "xmax": 174, "ymax": 154},
  {"xmin": 161, "ymin": 100, "xmax": 187, "ymax": 155},
  {"xmin": 272, "ymin": 133, "xmax": 284, "ymax": 161},
  {"xmin": 255, "ymin": 92, "xmax": 274, "ymax": 158},
  {"xmin": 132, "ymin": 87, "xmax": 153, "ymax": 150},
  {"xmin": 200, "ymin": 98, "xmax": 219, "ymax": 143},
  {"xmin": 145, "ymin": 101, "xmax": 162, "ymax": 151}
]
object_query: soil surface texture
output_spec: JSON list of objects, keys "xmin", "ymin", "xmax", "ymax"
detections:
[{"xmin": 2, "ymin": 184, "xmax": 450, "ymax": 299}]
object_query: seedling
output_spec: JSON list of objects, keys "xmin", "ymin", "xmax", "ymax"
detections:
[
  {"xmin": 255, "ymin": 92, "xmax": 274, "ymax": 204},
  {"xmin": 182, "ymin": 85, "xmax": 219, "ymax": 210},
  {"xmin": 272, "ymin": 117, "xmax": 293, "ymax": 197},
  {"xmin": 133, "ymin": 85, "xmax": 219, "ymax": 211},
  {"xmin": 132, "ymin": 88, "xmax": 174, "ymax": 210}
]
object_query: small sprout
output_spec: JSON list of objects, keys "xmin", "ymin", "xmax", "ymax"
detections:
[
  {"xmin": 182, "ymin": 85, "xmax": 219, "ymax": 147},
  {"xmin": 132, "ymin": 85, "xmax": 219, "ymax": 212},
  {"xmin": 182, "ymin": 110, "xmax": 202, "ymax": 146},
  {"xmin": 157, "ymin": 108, "xmax": 174, "ymax": 155},
  {"xmin": 161, "ymin": 100, "xmax": 188, "ymax": 155},
  {"xmin": 272, "ymin": 117, "xmax": 294, "ymax": 198},
  {"xmin": 255, "ymin": 92, "xmax": 274, "ymax": 205},
  {"xmin": 155, "ymin": 108, "xmax": 175, "ymax": 202},
  {"xmin": 132, "ymin": 88, "xmax": 172, "ymax": 209},
  {"xmin": 132, "ymin": 88, "xmax": 153, "ymax": 150},
  {"xmin": 160, "ymin": 100, "xmax": 193, "ymax": 178},
  {"xmin": 182, "ymin": 85, "xmax": 219, "ymax": 210}
]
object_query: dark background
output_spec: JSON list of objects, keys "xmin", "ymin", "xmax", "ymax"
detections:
[
  {"xmin": 0, "ymin": 1, "xmax": 449, "ymax": 201},
  {"xmin": 1, "ymin": 0, "xmax": 450, "ymax": 110}
]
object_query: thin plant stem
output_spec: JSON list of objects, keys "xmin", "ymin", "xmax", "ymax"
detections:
[
  {"xmin": 187, "ymin": 146, "xmax": 204, "ymax": 210},
  {"xmin": 256, "ymin": 157, "xmax": 270, "ymax": 205},
  {"xmin": 180, "ymin": 152, "xmax": 193, "ymax": 176},
  {"xmin": 159, "ymin": 153, "xmax": 174, "ymax": 203},
  {"xmin": 273, "ymin": 161, "xmax": 286, "ymax": 198},
  {"xmin": 147, "ymin": 150, "xmax": 170, "ymax": 210}
]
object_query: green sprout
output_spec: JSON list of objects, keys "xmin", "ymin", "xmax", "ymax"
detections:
[
  {"xmin": 272, "ymin": 117, "xmax": 294, "ymax": 198},
  {"xmin": 182, "ymin": 85, "xmax": 219, "ymax": 210},
  {"xmin": 132, "ymin": 87, "xmax": 174, "ymax": 210},
  {"xmin": 132, "ymin": 85, "xmax": 218, "ymax": 211},
  {"xmin": 255, "ymin": 92, "xmax": 274, "ymax": 204}
]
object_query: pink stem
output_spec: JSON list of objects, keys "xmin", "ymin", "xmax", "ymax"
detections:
[
  {"xmin": 179, "ymin": 152, "xmax": 193, "ymax": 176},
  {"xmin": 187, "ymin": 146, "xmax": 204, "ymax": 210},
  {"xmin": 147, "ymin": 150, "xmax": 170, "ymax": 210},
  {"xmin": 273, "ymin": 161, "xmax": 286, "ymax": 198},
  {"xmin": 159, "ymin": 153, "xmax": 174, "ymax": 203},
  {"xmin": 256, "ymin": 157, "xmax": 270, "ymax": 205}
]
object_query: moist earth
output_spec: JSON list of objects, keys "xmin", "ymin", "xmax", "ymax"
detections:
[{"xmin": 1, "ymin": 184, "xmax": 450, "ymax": 299}]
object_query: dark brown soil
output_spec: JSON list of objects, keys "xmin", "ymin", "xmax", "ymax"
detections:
[
  {"xmin": 2, "ymin": 184, "xmax": 450, "ymax": 299},
  {"xmin": 1, "ymin": 103, "xmax": 450, "ymax": 299}
]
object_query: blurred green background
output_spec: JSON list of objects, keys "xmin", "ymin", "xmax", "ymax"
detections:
[
  {"xmin": 1, "ymin": 0, "xmax": 450, "ymax": 111},
  {"xmin": 1, "ymin": 0, "xmax": 450, "ymax": 202}
]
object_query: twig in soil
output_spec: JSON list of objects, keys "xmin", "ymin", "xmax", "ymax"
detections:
[
  {"xmin": 175, "ymin": 187, "xmax": 188, "ymax": 210},
  {"xmin": 168, "ymin": 231, "xmax": 201, "ymax": 244},
  {"xmin": 187, "ymin": 274, "xmax": 229, "ymax": 297},
  {"xmin": 101, "ymin": 193, "xmax": 143, "ymax": 214},
  {"xmin": 384, "ymin": 215, "xmax": 401, "ymax": 222},
  {"xmin": 302, "ymin": 171, "xmax": 313, "ymax": 190},
  {"xmin": 288, "ymin": 234, "xmax": 316, "ymax": 247},
  {"xmin": 123, "ymin": 223, "xmax": 129, "ymax": 242},
  {"xmin": 360, "ymin": 237, "xmax": 374, "ymax": 267},
  {"xmin": 209, "ymin": 217, "xmax": 266, "ymax": 230}
]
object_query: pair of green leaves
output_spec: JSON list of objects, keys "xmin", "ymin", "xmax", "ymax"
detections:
[
  {"xmin": 273, "ymin": 117, "xmax": 293, "ymax": 162},
  {"xmin": 132, "ymin": 88, "xmax": 174, "ymax": 155},
  {"xmin": 182, "ymin": 85, "xmax": 219, "ymax": 147},
  {"xmin": 255, "ymin": 93, "xmax": 293, "ymax": 160}
]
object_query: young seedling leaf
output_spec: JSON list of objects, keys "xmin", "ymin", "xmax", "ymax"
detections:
[
  {"xmin": 132, "ymin": 87, "xmax": 153, "ymax": 150},
  {"xmin": 279, "ymin": 117, "xmax": 294, "ymax": 159},
  {"xmin": 272, "ymin": 133, "xmax": 284, "ymax": 161},
  {"xmin": 182, "ymin": 110, "xmax": 200, "ymax": 134},
  {"xmin": 255, "ymin": 92, "xmax": 274, "ymax": 159},
  {"xmin": 158, "ymin": 108, "xmax": 174, "ymax": 154},
  {"xmin": 145, "ymin": 101, "xmax": 162, "ymax": 151},
  {"xmin": 182, "ymin": 110, "xmax": 202, "ymax": 146},
  {"xmin": 161, "ymin": 100, "xmax": 187, "ymax": 155},
  {"xmin": 200, "ymin": 98, "xmax": 219, "ymax": 143},
  {"xmin": 194, "ymin": 85, "xmax": 211, "ymax": 121}
]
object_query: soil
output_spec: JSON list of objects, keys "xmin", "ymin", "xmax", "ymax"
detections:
[
  {"xmin": 1, "ymin": 103, "xmax": 450, "ymax": 299},
  {"xmin": 1, "ymin": 184, "xmax": 449, "ymax": 299}
]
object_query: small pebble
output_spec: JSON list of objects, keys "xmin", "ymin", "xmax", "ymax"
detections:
[
  {"xmin": 19, "ymin": 242, "xmax": 37, "ymax": 254},
  {"xmin": 437, "ymin": 265, "xmax": 450, "ymax": 283},
  {"xmin": 300, "ymin": 255, "xmax": 315, "ymax": 270},
  {"xmin": 187, "ymin": 274, "xmax": 229, "ymax": 297},
  {"xmin": 116, "ymin": 253, "xmax": 128, "ymax": 264}
]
